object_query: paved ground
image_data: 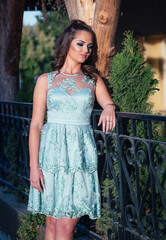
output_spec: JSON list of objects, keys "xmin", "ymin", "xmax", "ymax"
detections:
[{"xmin": 0, "ymin": 230, "xmax": 91, "ymax": 240}]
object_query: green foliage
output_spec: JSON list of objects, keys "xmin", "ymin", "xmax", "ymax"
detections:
[
  {"xmin": 37, "ymin": 12, "xmax": 68, "ymax": 39},
  {"xmin": 17, "ymin": 25, "xmax": 54, "ymax": 102},
  {"xmin": 17, "ymin": 213, "xmax": 46, "ymax": 240},
  {"xmin": 17, "ymin": 13, "xmax": 68, "ymax": 103},
  {"xmin": 96, "ymin": 175, "xmax": 120, "ymax": 237},
  {"xmin": 109, "ymin": 31, "xmax": 158, "ymax": 114}
]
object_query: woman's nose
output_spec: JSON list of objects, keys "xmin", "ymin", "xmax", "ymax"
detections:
[{"xmin": 84, "ymin": 45, "xmax": 89, "ymax": 53}]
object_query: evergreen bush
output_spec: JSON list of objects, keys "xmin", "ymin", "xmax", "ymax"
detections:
[
  {"xmin": 109, "ymin": 30, "xmax": 158, "ymax": 114},
  {"xmin": 96, "ymin": 31, "xmax": 166, "ymax": 238}
]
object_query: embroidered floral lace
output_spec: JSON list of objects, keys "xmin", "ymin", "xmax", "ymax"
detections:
[{"xmin": 27, "ymin": 71, "xmax": 101, "ymax": 219}]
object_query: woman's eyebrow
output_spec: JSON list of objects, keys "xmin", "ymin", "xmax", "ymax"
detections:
[{"xmin": 77, "ymin": 40, "xmax": 93, "ymax": 44}]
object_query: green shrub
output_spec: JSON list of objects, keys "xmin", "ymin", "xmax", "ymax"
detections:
[
  {"xmin": 17, "ymin": 213, "xmax": 46, "ymax": 240},
  {"xmin": 109, "ymin": 30, "xmax": 158, "ymax": 114}
]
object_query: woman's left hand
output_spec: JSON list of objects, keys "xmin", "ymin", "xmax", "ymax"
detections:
[{"xmin": 98, "ymin": 104, "xmax": 116, "ymax": 133}]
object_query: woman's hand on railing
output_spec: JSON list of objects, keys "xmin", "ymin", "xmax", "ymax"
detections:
[{"xmin": 98, "ymin": 104, "xmax": 116, "ymax": 133}]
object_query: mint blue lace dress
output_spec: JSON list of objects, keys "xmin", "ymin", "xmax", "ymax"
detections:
[{"xmin": 27, "ymin": 71, "xmax": 101, "ymax": 219}]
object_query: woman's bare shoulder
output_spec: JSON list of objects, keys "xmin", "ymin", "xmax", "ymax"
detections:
[
  {"xmin": 35, "ymin": 73, "xmax": 48, "ymax": 90},
  {"xmin": 36, "ymin": 73, "xmax": 47, "ymax": 84}
]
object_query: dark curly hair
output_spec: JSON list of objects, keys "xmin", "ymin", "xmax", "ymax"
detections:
[{"xmin": 51, "ymin": 19, "xmax": 99, "ymax": 81}]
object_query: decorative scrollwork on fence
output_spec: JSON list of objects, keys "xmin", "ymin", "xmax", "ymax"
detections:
[{"xmin": 93, "ymin": 110, "xmax": 166, "ymax": 240}]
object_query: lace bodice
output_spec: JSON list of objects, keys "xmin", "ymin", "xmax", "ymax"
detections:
[
  {"xmin": 48, "ymin": 71, "xmax": 95, "ymax": 95},
  {"xmin": 46, "ymin": 71, "xmax": 96, "ymax": 125}
]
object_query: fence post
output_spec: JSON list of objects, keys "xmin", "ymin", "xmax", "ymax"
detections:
[{"xmin": 115, "ymin": 115, "xmax": 130, "ymax": 240}]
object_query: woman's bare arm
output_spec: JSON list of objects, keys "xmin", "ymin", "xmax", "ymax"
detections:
[
  {"xmin": 29, "ymin": 73, "xmax": 47, "ymax": 192},
  {"xmin": 95, "ymin": 75, "xmax": 116, "ymax": 133}
]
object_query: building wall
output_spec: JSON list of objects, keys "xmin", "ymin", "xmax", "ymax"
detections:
[{"xmin": 144, "ymin": 34, "xmax": 166, "ymax": 115}]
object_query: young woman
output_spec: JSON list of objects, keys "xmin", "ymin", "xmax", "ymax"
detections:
[{"xmin": 28, "ymin": 19, "xmax": 116, "ymax": 240}]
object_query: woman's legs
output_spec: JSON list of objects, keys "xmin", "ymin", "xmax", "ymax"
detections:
[
  {"xmin": 45, "ymin": 216, "xmax": 57, "ymax": 240},
  {"xmin": 45, "ymin": 216, "xmax": 79, "ymax": 240},
  {"xmin": 55, "ymin": 218, "xmax": 80, "ymax": 240}
]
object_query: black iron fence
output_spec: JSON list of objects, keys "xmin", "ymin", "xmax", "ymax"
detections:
[
  {"xmin": 92, "ymin": 110, "xmax": 166, "ymax": 240},
  {"xmin": 0, "ymin": 101, "xmax": 166, "ymax": 240},
  {"xmin": 0, "ymin": 101, "xmax": 32, "ymax": 198}
]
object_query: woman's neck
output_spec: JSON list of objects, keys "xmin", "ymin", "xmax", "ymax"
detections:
[{"xmin": 60, "ymin": 59, "xmax": 82, "ymax": 75}]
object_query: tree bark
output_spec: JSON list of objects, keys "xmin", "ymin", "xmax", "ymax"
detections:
[
  {"xmin": 65, "ymin": 0, "xmax": 121, "ymax": 78},
  {"xmin": 0, "ymin": 0, "xmax": 25, "ymax": 101}
]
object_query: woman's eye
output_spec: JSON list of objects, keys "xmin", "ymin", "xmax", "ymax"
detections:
[
  {"xmin": 77, "ymin": 42, "xmax": 84, "ymax": 46},
  {"xmin": 88, "ymin": 45, "xmax": 93, "ymax": 50}
]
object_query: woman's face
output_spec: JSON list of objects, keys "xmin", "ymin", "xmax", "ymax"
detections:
[{"xmin": 66, "ymin": 30, "xmax": 93, "ymax": 64}]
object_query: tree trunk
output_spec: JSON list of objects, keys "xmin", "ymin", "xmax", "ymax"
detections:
[
  {"xmin": 0, "ymin": 0, "xmax": 25, "ymax": 101},
  {"xmin": 65, "ymin": 0, "xmax": 121, "ymax": 78}
]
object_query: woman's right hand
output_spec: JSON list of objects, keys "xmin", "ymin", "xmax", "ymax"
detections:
[{"xmin": 30, "ymin": 167, "xmax": 44, "ymax": 192}]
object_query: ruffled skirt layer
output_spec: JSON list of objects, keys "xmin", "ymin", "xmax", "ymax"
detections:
[
  {"xmin": 27, "ymin": 169, "xmax": 101, "ymax": 219},
  {"xmin": 27, "ymin": 122, "xmax": 101, "ymax": 219}
]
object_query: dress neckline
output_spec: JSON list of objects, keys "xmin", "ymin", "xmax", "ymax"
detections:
[{"xmin": 59, "ymin": 72, "xmax": 83, "ymax": 77}]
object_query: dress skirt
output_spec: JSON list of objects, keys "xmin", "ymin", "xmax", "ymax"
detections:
[{"xmin": 27, "ymin": 122, "xmax": 101, "ymax": 219}]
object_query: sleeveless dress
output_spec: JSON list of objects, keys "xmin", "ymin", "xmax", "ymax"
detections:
[{"xmin": 27, "ymin": 71, "xmax": 101, "ymax": 219}]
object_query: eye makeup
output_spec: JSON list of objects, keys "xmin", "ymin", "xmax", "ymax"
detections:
[
  {"xmin": 87, "ymin": 44, "xmax": 93, "ymax": 50},
  {"xmin": 77, "ymin": 42, "xmax": 93, "ymax": 50},
  {"xmin": 77, "ymin": 42, "xmax": 84, "ymax": 46}
]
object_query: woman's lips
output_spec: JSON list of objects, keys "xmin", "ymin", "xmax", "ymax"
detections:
[{"xmin": 80, "ymin": 54, "xmax": 86, "ymax": 58}]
